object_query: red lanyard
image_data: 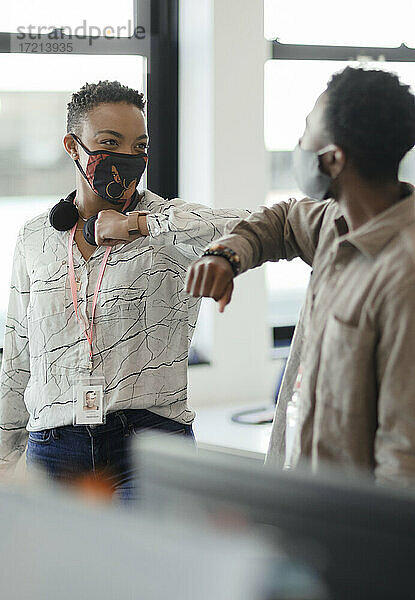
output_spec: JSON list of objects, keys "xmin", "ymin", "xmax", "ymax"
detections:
[{"xmin": 68, "ymin": 225, "xmax": 111, "ymax": 373}]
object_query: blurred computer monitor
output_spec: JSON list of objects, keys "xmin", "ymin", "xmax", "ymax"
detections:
[
  {"xmin": 137, "ymin": 435, "xmax": 415, "ymax": 600},
  {"xmin": 0, "ymin": 481, "xmax": 271, "ymax": 600}
]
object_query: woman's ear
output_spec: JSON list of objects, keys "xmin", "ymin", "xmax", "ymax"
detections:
[{"xmin": 63, "ymin": 134, "xmax": 79, "ymax": 160}]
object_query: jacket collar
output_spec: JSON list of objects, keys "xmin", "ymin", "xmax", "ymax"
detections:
[{"xmin": 335, "ymin": 184, "xmax": 415, "ymax": 258}]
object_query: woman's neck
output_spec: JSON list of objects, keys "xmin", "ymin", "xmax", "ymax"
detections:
[{"xmin": 75, "ymin": 176, "xmax": 124, "ymax": 219}]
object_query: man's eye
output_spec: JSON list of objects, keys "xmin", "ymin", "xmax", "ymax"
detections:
[{"xmin": 137, "ymin": 142, "xmax": 148, "ymax": 151}]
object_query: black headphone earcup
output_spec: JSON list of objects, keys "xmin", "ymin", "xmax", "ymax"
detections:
[
  {"xmin": 83, "ymin": 216, "xmax": 98, "ymax": 246},
  {"xmin": 49, "ymin": 199, "xmax": 79, "ymax": 231}
]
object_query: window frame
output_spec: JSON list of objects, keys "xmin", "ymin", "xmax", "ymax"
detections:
[{"xmin": 272, "ymin": 40, "xmax": 415, "ymax": 62}]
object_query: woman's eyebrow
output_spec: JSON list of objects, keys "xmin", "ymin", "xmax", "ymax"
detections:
[
  {"xmin": 94, "ymin": 131, "xmax": 148, "ymax": 141},
  {"xmin": 94, "ymin": 129, "xmax": 123, "ymax": 138}
]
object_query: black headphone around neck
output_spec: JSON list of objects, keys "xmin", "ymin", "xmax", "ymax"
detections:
[{"xmin": 49, "ymin": 190, "xmax": 141, "ymax": 246}]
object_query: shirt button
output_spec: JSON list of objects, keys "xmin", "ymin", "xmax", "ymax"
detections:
[
  {"xmin": 61, "ymin": 259, "xmax": 66, "ymax": 265},
  {"xmin": 334, "ymin": 264, "xmax": 341, "ymax": 271}
]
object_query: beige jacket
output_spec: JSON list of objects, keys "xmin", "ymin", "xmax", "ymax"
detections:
[{"xmin": 218, "ymin": 185, "xmax": 415, "ymax": 486}]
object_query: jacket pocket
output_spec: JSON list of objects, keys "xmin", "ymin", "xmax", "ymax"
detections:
[
  {"xmin": 312, "ymin": 313, "xmax": 378, "ymax": 466},
  {"xmin": 316, "ymin": 313, "xmax": 376, "ymax": 415}
]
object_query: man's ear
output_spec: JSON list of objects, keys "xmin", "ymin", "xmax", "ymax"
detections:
[
  {"xmin": 321, "ymin": 147, "xmax": 346, "ymax": 179},
  {"xmin": 63, "ymin": 134, "xmax": 79, "ymax": 160},
  {"xmin": 333, "ymin": 147, "xmax": 346, "ymax": 177}
]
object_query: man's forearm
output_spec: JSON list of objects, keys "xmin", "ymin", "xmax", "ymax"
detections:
[{"xmin": 205, "ymin": 197, "xmax": 332, "ymax": 273}]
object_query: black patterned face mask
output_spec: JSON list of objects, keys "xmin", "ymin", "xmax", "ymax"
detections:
[{"xmin": 70, "ymin": 133, "xmax": 148, "ymax": 205}]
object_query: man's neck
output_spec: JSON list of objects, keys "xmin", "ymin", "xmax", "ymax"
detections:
[
  {"xmin": 75, "ymin": 177, "xmax": 124, "ymax": 219},
  {"xmin": 337, "ymin": 178, "xmax": 403, "ymax": 230}
]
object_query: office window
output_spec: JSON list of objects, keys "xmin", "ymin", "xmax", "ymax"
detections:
[
  {"xmin": 4, "ymin": 1, "xmax": 135, "ymax": 35},
  {"xmin": 264, "ymin": 0, "xmax": 415, "ymax": 47},
  {"xmin": 264, "ymin": 5, "xmax": 415, "ymax": 339},
  {"xmin": 0, "ymin": 54, "xmax": 146, "ymax": 343}
]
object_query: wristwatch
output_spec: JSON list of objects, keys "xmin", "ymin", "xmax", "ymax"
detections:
[{"xmin": 126, "ymin": 211, "xmax": 148, "ymax": 236}]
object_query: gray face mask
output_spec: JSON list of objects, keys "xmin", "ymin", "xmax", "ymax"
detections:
[{"xmin": 292, "ymin": 142, "xmax": 337, "ymax": 200}]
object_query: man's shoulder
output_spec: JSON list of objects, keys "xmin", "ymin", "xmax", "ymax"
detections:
[
  {"xmin": 282, "ymin": 196, "xmax": 342, "ymax": 230},
  {"xmin": 375, "ymin": 221, "xmax": 415, "ymax": 294},
  {"xmin": 287, "ymin": 197, "xmax": 343, "ymax": 251}
]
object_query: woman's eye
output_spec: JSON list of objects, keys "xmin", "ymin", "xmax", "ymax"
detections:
[
  {"xmin": 101, "ymin": 139, "xmax": 118, "ymax": 146},
  {"xmin": 136, "ymin": 142, "xmax": 148, "ymax": 151}
]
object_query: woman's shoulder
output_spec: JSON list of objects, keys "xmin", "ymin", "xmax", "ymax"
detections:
[
  {"xmin": 19, "ymin": 210, "xmax": 64, "ymax": 266},
  {"xmin": 20, "ymin": 210, "xmax": 50, "ymax": 238},
  {"xmin": 140, "ymin": 189, "xmax": 188, "ymax": 212}
]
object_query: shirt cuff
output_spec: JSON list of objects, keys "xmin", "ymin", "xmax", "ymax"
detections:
[
  {"xmin": 146, "ymin": 213, "xmax": 168, "ymax": 238},
  {"xmin": 205, "ymin": 234, "xmax": 255, "ymax": 274}
]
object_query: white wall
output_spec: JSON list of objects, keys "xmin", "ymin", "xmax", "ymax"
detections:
[{"xmin": 179, "ymin": 0, "xmax": 280, "ymax": 409}]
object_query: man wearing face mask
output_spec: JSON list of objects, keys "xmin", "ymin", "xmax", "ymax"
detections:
[
  {"xmin": 0, "ymin": 80, "xmax": 248, "ymax": 498},
  {"xmin": 186, "ymin": 67, "xmax": 415, "ymax": 486}
]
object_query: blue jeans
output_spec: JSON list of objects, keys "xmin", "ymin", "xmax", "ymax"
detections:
[{"xmin": 26, "ymin": 409, "xmax": 194, "ymax": 502}]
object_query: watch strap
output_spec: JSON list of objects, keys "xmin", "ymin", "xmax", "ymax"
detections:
[{"xmin": 127, "ymin": 211, "xmax": 147, "ymax": 235}]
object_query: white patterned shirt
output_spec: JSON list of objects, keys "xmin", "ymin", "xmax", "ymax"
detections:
[{"xmin": 0, "ymin": 189, "xmax": 248, "ymax": 468}]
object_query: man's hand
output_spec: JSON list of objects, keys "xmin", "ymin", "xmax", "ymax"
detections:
[
  {"xmin": 185, "ymin": 256, "xmax": 234, "ymax": 313},
  {"xmin": 94, "ymin": 210, "xmax": 149, "ymax": 246}
]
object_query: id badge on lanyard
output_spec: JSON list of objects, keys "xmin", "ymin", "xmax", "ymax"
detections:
[
  {"xmin": 75, "ymin": 379, "xmax": 105, "ymax": 425},
  {"xmin": 68, "ymin": 225, "xmax": 111, "ymax": 425}
]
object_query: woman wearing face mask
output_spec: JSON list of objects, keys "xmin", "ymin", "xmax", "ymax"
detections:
[{"xmin": 0, "ymin": 80, "xmax": 249, "ymax": 500}]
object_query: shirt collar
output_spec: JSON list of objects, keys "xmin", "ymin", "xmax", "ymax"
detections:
[{"xmin": 335, "ymin": 184, "xmax": 415, "ymax": 258}]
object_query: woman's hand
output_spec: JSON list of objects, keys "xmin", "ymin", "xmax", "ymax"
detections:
[
  {"xmin": 185, "ymin": 256, "xmax": 234, "ymax": 313},
  {"xmin": 94, "ymin": 210, "xmax": 149, "ymax": 246}
]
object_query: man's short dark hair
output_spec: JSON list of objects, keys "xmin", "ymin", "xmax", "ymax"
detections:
[
  {"xmin": 67, "ymin": 80, "xmax": 146, "ymax": 134},
  {"xmin": 325, "ymin": 67, "xmax": 415, "ymax": 181}
]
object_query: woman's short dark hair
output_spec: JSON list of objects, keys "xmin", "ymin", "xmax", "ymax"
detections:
[{"xmin": 67, "ymin": 80, "xmax": 146, "ymax": 134}]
